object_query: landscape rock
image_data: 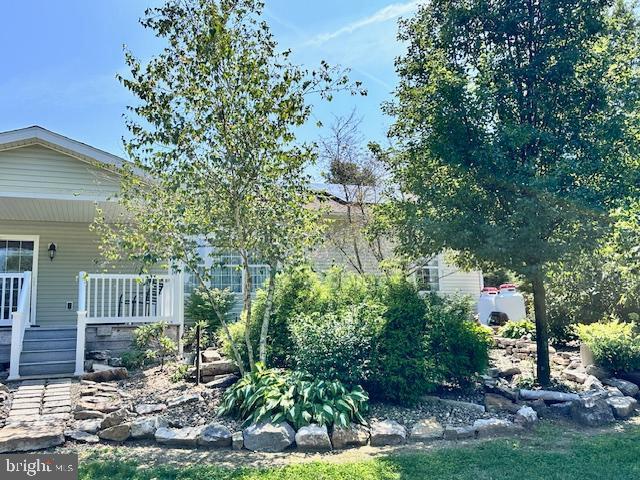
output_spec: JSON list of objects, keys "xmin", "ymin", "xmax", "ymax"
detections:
[
  {"xmin": 88, "ymin": 350, "xmax": 110, "ymax": 361},
  {"xmin": 131, "ymin": 416, "xmax": 168, "ymax": 439},
  {"xmin": 484, "ymin": 393, "xmax": 519, "ymax": 413},
  {"xmin": 100, "ymin": 408, "xmax": 129, "ymax": 429},
  {"xmin": 81, "ymin": 367, "xmax": 128, "ymax": 383},
  {"xmin": 410, "ymin": 417, "xmax": 444, "ymax": 442},
  {"xmin": 232, "ymin": 431, "xmax": 244, "ymax": 450},
  {"xmin": 204, "ymin": 374, "xmax": 239, "ymax": 389},
  {"xmin": 0, "ymin": 383, "xmax": 9, "ymax": 394},
  {"xmin": 370, "ymin": 420, "xmax": 407, "ymax": 446},
  {"xmin": 606, "ymin": 387, "xmax": 624, "ymax": 397},
  {"xmin": 0, "ymin": 425, "xmax": 65, "ymax": 453},
  {"xmin": 603, "ymin": 378, "xmax": 639, "ymax": 398},
  {"xmin": 552, "ymin": 355, "xmax": 571, "ymax": 366},
  {"xmin": 108, "ymin": 357, "xmax": 123, "ymax": 367},
  {"xmin": 98, "ymin": 423, "xmax": 131, "ymax": 442},
  {"xmin": 583, "ymin": 375, "xmax": 604, "ymax": 391},
  {"xmin": 562, "ymin": 369, "xmax": 587, "ymax": 384},
  {"xmin": 519, "ymin": 389, "xmax": 580, "ymax": 403},
  {"xmin": 74, "ymin": 410, "xmax": 106, "ymax": 420},
  {"xmin": 65, "ymin": 430, "xmax": 99, "ymax": 444},
  {"xmin": 606, "ymin": 396, "xmax": 638, "ymax": 419},
  {"xmin": 198, "ymin": 423, "xmax": 233, "ymax": 448},
  {"xmin": 473, "ymin": 418, "xmax": 519, "ymax": 438},
  {"xmin": 201, "ymin": 348, "xmax": 222, "ymax": 363},
  {"xmin": 295, "ymin": 424, "xmax": 332, "ymax": 451},
  {"xmin": 423, "ymin": 396, "xmax": 486, "ymax": 414},
  {"xmin": 75, "ymin": 419, "xmax": 102, "ymax": 434},
  {"xmin": 514, "ymin": 406, "xmax": 538, "ymax": 427},
  {"xmin": 570, "ymin": 397, "xmax": 615, "ymax": 426},
  {"xmin": 586, "ymin": 364, "xmax": 610, "ymax": 380},
  {"xmin": 167, "ymin": 393, "xmax": 202, "ymax": 408},
  {"xmin": 135, "ymin": 403, "xmax": 167, "ymax": 415},
  {"xmin": 331, "ymin": 424, "xmax": 370, "ymax": 449},
  {"xmin": 155, "ymin": 426, "xmax": 203, "ymax": 447},
  {"xmin": 243, "ymin": 422, "xmax": 295, "ymax": 452},
  {"xmin": 200, "ymin": 360, "xmax": 240, "ymax": 377},
  {"xmin": 443, "ymin": 425, "xmax": 475, "ymax": 440},
  {"xmin": 548, "ymin": 401, "xmax": 573, "ymax": 418},
  {"xmin": 498, "ymin": 366, "xmax": 522, "ymax": 379}
]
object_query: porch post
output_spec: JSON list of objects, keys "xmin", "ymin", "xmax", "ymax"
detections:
[
  {"xmin": 75, "ymin": 272, "xmax": 87, "ymax": 376},
  {"xmin": 8, "ymin": 312, "xmax": 24, "ymax": 380}
]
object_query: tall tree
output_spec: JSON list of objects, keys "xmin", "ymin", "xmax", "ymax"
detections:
[
  {"xmin": 96, "ymin": 0, "xmax": 363, "ymax": 373},
  {"xmin": 383, "ymin": 0, "xmax": 640, "ymax": 385}
]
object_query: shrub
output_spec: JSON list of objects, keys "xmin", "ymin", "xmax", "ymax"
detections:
[
  {"xmin": 182, "ymin": 320, "xmax": 212, "ymax": 352},
  {"xmin": 120, "ymin": 349, "xmax": 145, "ymax": 370},
  {"xmin": 186, "ymin": 287, "xmax": 235, "ymax": 340},
  {"xmin": 289, "ymin": 302, "xmax": 384, "ymax": 386},
  {"xmin": 367, "ymin": 277, "xmax": 429, "ymax": 405},
  {"xmin": 575, "ymin": 321, "xmax": 640, "ymax": 374},
  {"xmin": 498, "ymin": 320, "xmax": 536, "ymax": 340},
  {"xmin": 218, "ymin": 365, "xmax": 368, "ymax": 429},
  {"xmin": 170, "ymin": 363, "xmax": 191, "ymax": 383},
  {"xmin": 423, "ymin": 294, "xmax": 493, "ymax": 387},
  {"xmin": 218, "ymin": 320, "xmax": 250, "ymax": 366},
  {"xmin": 133, "ymin": 321, "xmax": 178, "ymax": 371}
]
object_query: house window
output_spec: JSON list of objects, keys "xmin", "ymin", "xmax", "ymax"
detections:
[
  {"xmin": 415, "ymin": 258, "xmax": 440, "ymax": 292},
  {"xmin": 0, "ymin": 240, "xmax": 34, "ymax": 273}
]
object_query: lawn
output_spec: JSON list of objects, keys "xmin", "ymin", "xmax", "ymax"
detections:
[{"xmin": 79, "ymin": 424, "xmax": 640, "ymax": 480}]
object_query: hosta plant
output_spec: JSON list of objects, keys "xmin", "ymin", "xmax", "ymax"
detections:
[
  {"xmin": 498, "ymin": 320, "xmax": 537, "ymax": 340},
  {"xmin": 217, "ymin": 364, "xmax": 369, "ymax": 429}
]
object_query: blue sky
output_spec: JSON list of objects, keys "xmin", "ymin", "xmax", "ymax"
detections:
[{"xmin": 0, "ymin": 1, "xmax": 418, "ymax": 178}]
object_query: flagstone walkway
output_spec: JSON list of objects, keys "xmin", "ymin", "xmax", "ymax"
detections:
[{"xmin": 6, "ymin": 379, "xmax": 73, "ymax": 425}]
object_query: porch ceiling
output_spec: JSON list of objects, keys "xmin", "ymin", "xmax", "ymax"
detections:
[{"xmin": 0, "ymin": 196, "xmax": 125, "ymax": 223}]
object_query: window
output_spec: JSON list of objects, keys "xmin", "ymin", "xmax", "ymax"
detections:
[
  {"xmin": 415, "ymin": 257, "xmax": 440, "ymax": 292},
  {"xmin": 0, "ymin": 240, "xmax": 34, "ymax": 273}
]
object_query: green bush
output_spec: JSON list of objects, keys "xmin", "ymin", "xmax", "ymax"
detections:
[
  {"xmin": 498, "ymin": 320, "xmax": 536, "ymax": 340},
  {"xmin": 575, "ymin": 321, "xmax": 640, "ymax": 374},
  {"xmin": 218, "ymin": 320, "xmax": 249, "ymax": 366},
  {"xmin": 367, "ymin": 277, "xmax": 429, "ymax": 405},
  {"xmin": 186, "ymin": 287, "xmax": 235, "ymax": 341},
  {"xmin": 289, "ymin": 302, "xmax": 384, "ymax": 386},
  {"xmin": 120, "ymin": 349, "xmax": 145, "ymax": 370},
  {"xmin": 182, "ymin": 320, "xmax": 212, "ymax": 352},
  {"xmin": 218, "ymin": 365, "xmax": 368, "ymax": 429},
  {"xmin": 423, "ymin": 294, "xmax": 493, "ymax": 388},
  {"xmin": 133, "ymin": 321, "xmax": 177, "ymax": 371}
]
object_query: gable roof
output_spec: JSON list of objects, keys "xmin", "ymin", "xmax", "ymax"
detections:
[{"xmin": 0, "ymin": 125, "xmax": 128, "ymax": 172}]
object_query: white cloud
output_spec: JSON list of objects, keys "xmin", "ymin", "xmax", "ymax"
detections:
[{"xmin": 304, "ymin": 1, "xmax": 420, "ymax": 46}]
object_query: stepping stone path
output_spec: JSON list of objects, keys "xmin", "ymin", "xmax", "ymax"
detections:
[{"xmin": 7, "ymin": 379, "xmax": 73, "ymax": 424}]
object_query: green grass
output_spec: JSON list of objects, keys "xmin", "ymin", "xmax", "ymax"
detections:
[{"xmin": 79, "ymin": 424, "xmax": 640, "ymax": 480}]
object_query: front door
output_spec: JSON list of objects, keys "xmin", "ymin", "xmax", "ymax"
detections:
[{"xmin": 0, "ymin": 237, "xmax": 38, "ymax": 326}]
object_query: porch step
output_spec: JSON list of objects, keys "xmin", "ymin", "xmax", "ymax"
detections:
[
  {"xmin": 22, "ymin": 338, "xmax": 77, "ymax": 351},
  {"xmin": 19, "ymin": 360, "xmax": 75, "ymax": 377},
  {"xmin": 23, "ymin": 327, "xmax": 77, "ymax": 340},
  {"xmin": 21, "ymin": 348, "xmax": 76, "ymax": 363}
]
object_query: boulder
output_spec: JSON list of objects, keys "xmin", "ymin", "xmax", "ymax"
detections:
[
  {"xmin": 200, "ymin": 360, "xmax": 240, "ymax": 377},
  {"xmin": 562, "ymin": 369, "xmax": 587, "ymax": 384},
  {"xmin": 586, "ymin": 364, "xmax": 610, "ymax": 381},
  {"xmin": 198, "ymin": 423, "xmax": 233, "ymax": 448},
  {"xmin": 131, "ymin": 416, "xmax": 168, "ymax": 439},
  {"xmin": 484, "ymin": 393, "xmax": 519, "ymax": 413},
  {"xmin": 519, "ymin": 389, "xmax": 580, "ymax": 403},
  {"xmin": 75, "ymin": 419, "xmax": 102, "ymax": 434},
  {"xmin": 98, "ymin": 423, "xmax": 131, "ymax": 442},
  {"xmin": 570, "ymin": 397, "xmax": 615, "ymax": 426},
  {"xmin": 201, "ymin": 349, "xmax": 222, "ymax": 363},
  {"xmin": 81, "ymin": 367, "xmax": 128, "ymax": 383},
  {"xmin": 204, "ymin": 374, "xmax": 239, "ymax": 389},
  {"xmin": 443, "ymin": 425, "xmax": 475, "ymax": 440},
  {"xmin": 606, "ymin": 396, "xmax": 638, "ymax": 419},
  {"xmin": 232, "ymin": 431, "xmax": 244, "ymax": 450},
  {"xmin": 620, "ymin": 371, "xmax": 640, "ymax": 386},
  {"xmin": 498, "ymin": 366, "xmax": 522, "ymax": 379},
  {"xmin": 65, "ymin": 430, "xmax": 99, "ymax": 444},
  {"xmin": 486, "ymin": 367, "xmax": 500, "ymax": 378},
  {"xmin": 606, "ymin": 387, "xmax": 624, "ymax": 397},
  {"xmin": 155, "ymin": 426, "xmax": 203, "ymax": 447},
  {"xmin": 514, "ymin": 406, "xmax": 538, "ymax": 427},
  {"xmin": 473, "ymin": 418, "xmax": 519, "ymax": 438},
  {"xmin": 167, "ymin": 393, "xmax": 202, "ymax": 408},
  {"xmin": 100, "ymin": 408, "xmax": 129, "ymax": 430},
  {"xmin": 108, "ymin": 357, "xmax": 123, "ymax": 367},
  {"xmin": 370, "ymin": 420, "xmax": 407, "ymax": 446},
  {"xmin": 295, "ymin": 424, "xmax": 332, "ymax": 451},
  {"xmin": 0, "ymin": 383, "xmax": 9, "ymax": 394},
  {"xmin": 548, "ymin": 401, "xmax": 573, "ymax": 418},
  {"xmin": 331, "ymin": 424, "xmax": 370, "ymax": 449},
  {"xmin": 552, "ymin": 355, "xmax": 571, "ymax": 366},
  {"xmin": 135, "ymin": 403, "xmax": 167, "ymax": 415},
  {"xmin": 243, "ymin": 422, "xmax": 295, "ymax": 452},
  {"xmin": 88, "ymin": 350, "xmax": 110, "ymax": 361},
  {"xmin": 603, "ymin": 378, "xmax": 639, "ymax": 398},
  {"xmin": 74, "ymin": 410, "xmax": 106, "ymax": 420},
  {"xmin": 410, "ymin": 418, "xmax": 444, "ymax": 442},
  {"xmin": 583, "ymin": 375, "xmax": 604, "ymax": 391},
  {"xmin": 0, "ymin": 425, "xmax": 65, "ymax": 453}
]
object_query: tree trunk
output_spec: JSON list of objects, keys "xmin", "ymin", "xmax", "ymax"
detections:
[
  {"xmin": 259, "ymin": 262, "xmax": 277, "ymax": 365},
  {"xmin": 241, "ymin": 252, "xmax": 256, "ymax": 371},
  {"xmin": 531, "ymin": 272, "xmax": 551, "ymax": 386}
]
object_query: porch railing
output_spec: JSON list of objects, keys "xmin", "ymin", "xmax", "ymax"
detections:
[
  {"xmin": 8, "ymin": 271, "xmax": 31, "ymax": 380},
  {"xmin": 74, "ymin": 271, "xmax": 184, "ymax": 375},
  {"xmin": 1, "ymin": 272, "xmax": 27, "ymax": 322}
]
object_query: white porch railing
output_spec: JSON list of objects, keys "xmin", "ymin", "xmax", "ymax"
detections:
[
  {"xmin": 8, "ymin": 271, "xmax": 31, "ymax": 380},
  {"xmin": 74, "ymin": 271, "xmax": 184, "ymax": 375},
  {"xmin": 1, "ymin": 272, "xmax": 27, "ymax": 323}
]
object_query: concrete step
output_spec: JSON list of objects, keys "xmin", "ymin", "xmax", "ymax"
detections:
[
  {"xmin": 21, "ymin": 348, "xmax": 76, "ymax": 363},
  {"xmin": 19, "ymin": 360, "xmax": 75, "ymax": 377},
  {"xmin": 22, "ymin": 338, "xmax": 77, "ymax": 351},
  {"xmin": 23, "ymin": 327, "xmax": 77, "ymax": 340}
]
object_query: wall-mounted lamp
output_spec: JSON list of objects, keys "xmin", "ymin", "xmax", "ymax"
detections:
[{"xmin": 48, "ymin": 242, "xmax": 57, "ymax": 261}]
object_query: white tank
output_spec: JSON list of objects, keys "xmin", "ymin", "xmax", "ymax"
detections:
[
  {"xmin": 478, "ymin": 287, "xmax": 498, "ymax": 325},
  {"xmin": 495, "ymin": 283, "xmax": 526, "ymax": 321}
]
